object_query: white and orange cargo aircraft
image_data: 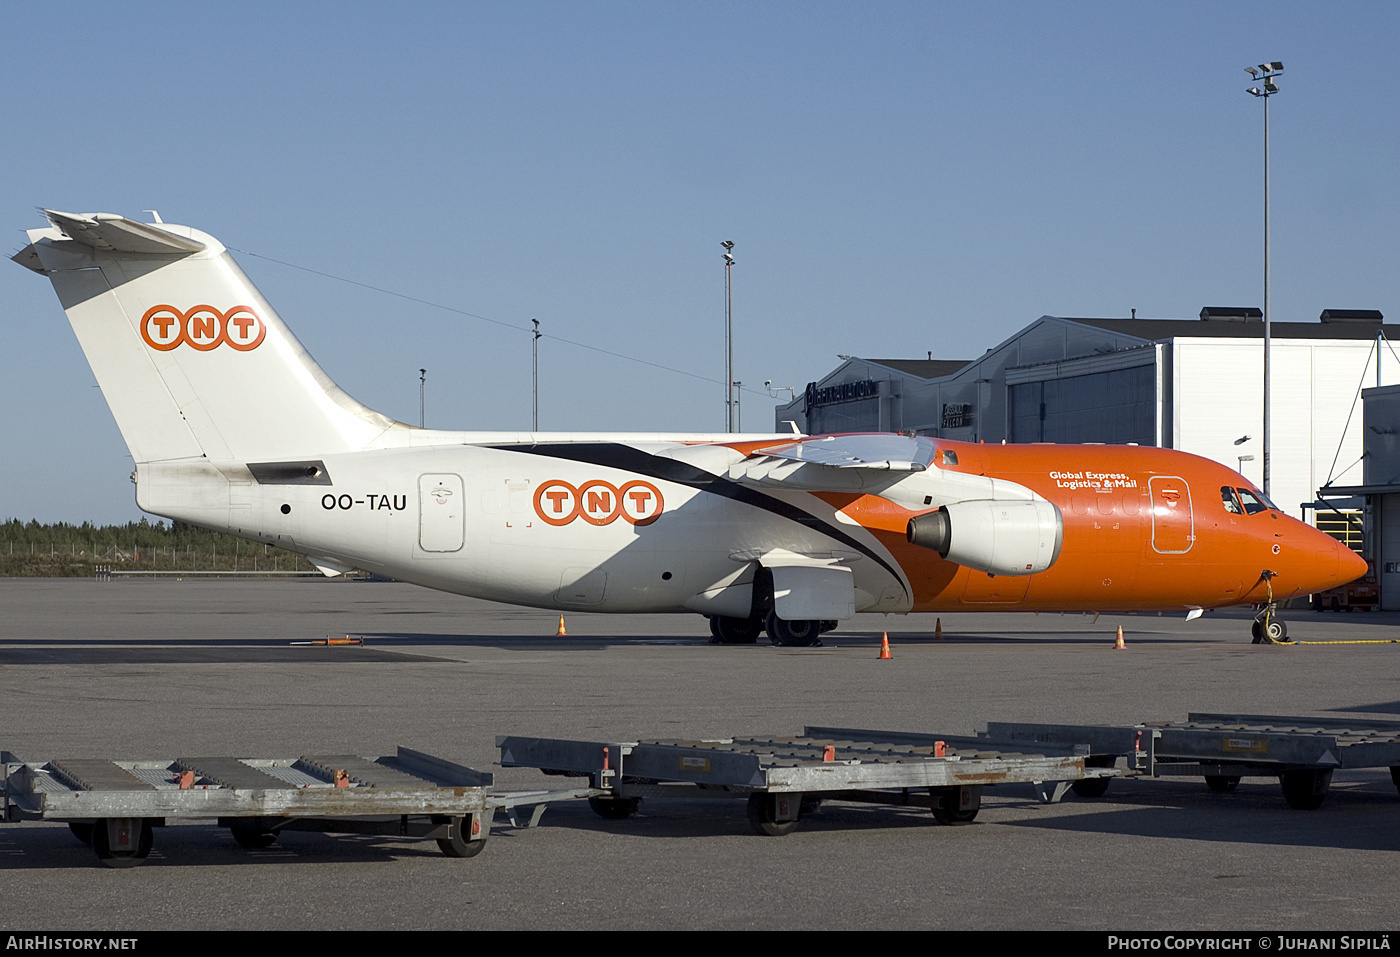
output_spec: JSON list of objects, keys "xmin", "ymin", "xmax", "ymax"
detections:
[{"xmin": 15, "ymin": 210, "xmax": 1366, "ymax": 644}]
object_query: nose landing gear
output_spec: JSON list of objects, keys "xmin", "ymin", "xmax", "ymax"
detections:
[
  {"xmin": 1251, "ymin": 570, "xmax": 1292, "ymax": 644},
  {"xmin": 1251, "ymin": 612, "xmax": 1288, "ymax": 644}
]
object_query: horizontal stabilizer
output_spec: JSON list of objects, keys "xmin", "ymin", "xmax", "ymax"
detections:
[{"xmin": 40, "ymin": 209, "xmax": 205, "ymax": 254}]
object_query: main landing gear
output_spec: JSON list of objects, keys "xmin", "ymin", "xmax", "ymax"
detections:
[
  {"xmin": 707, "ymin": 566, "xmax": 838, "ymax": 647},
  {"xmin": 707, "ymin": 614, "xmax": 835, "ymax": 647},
  {"xmin": 709, "ymin": 615, "xmax": 764, "ymax": 645}
]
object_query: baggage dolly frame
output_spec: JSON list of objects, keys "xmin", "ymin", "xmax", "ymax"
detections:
[
  {"xmin": 980, "ymin": 712, "xmax": 1400, "ymax": 810},
  {"xmin": 0, "ymin": 746, "xmax": 579, "ymax": 867},
  {"xmin": 498, "ymin": 725, "xmax": 1105, "ymax": 835}
]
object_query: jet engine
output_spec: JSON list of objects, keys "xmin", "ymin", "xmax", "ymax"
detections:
[{"xmin": 906, "ymin": 499, "xmax": 1063, "ymax": 576}]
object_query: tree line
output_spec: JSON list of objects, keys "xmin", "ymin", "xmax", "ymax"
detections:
[{"xmin": 0, "ymin": 518, "xmax": 307, "ymax": 577}]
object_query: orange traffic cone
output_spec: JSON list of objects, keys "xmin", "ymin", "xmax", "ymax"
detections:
[
  {"xmin": 934, "ymin": 617, "xmax": 944, "ymax": 640},
  {"xmin": 556, "ymin": 615, "xmax": 567, "ymax": 636},
  {"xmin": 878, "ymin": 632, "xmax": 892, "ymax": 659},
  {"xmin": 1113, "ymin": 625, "xmax": 1126, "ymax": 650}
]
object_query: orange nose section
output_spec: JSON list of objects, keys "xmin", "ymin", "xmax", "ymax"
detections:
[
  {"xmin": 1275, "ymin": 522, "xmax": 1369, "ymax": 597},
  {"xmin": 1337, "ymin": 541, "xmax": 1369, "ymax": 586}
]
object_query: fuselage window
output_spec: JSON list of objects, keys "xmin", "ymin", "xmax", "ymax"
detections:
[
  {"xmin": 1236, "ymin": 488, "xmax": 1270, "ymax": 515},
  {"xmin": 1221, "ymin": 486, "xmax": 1244, "ymax": 514}
]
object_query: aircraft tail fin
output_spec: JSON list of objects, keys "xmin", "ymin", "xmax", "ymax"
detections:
[{"xmin": 15, "ymin": 210, "xmax": 408, "ymax": 466}]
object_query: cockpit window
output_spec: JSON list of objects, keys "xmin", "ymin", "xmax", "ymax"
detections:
[
  {"xmin": 1236, "ymin": 488, "xmax": 1270, "ymax": 515},
  {"xmin": 1221, "ymin": 486, "xmax": 1244, "ymax": 514},
  {"xmin": 938, "ymin": 449, "xmax": 958, "ymax": 466}
]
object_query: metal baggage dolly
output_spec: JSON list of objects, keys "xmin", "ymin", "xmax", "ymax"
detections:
[
  {"xmin": 980, "ymin": 712, "xmax": 1400, "ymax": 810},
  {"xmin": 498, "ymin": 725, "xmax": 1106, "ymax": 836},
  {"xmin": 1, "ymin": 746, "xmax": 522, "ymax": 867}
]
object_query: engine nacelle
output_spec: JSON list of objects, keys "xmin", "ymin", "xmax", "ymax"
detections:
[{"xmin": 906, "ymin": 499, "xmax": 1063, "ymax": 576}]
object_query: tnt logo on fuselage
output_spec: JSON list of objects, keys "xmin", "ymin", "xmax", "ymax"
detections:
[
  {"xmin": 140, "ymin": 304, "xmax": 267, "ymax": 351},
  {"xmin": 534, "ymin": 479, "xmax": 664, "ymax": 526}
]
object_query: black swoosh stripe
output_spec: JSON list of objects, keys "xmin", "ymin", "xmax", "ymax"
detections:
[{"xmin": 490, "ymin": 442, "xmax": 909, "ymax": 598}]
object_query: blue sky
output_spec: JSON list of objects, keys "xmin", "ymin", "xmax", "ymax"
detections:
[{"xmin": 2, "ymin": 2, "xmax": 1397, "ymax": 524}]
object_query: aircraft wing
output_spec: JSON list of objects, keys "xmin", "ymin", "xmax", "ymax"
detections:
[
  {"xmin": 727, "ymin": 433, "xmax": 1062, "ymax": 578},
  {"xmin": 751, "ymin": 433, "xmax": 936, "ymax": 472},
  {"xmin": 728, "ymin": 433, "xmax": 960, "ymax": 498}
]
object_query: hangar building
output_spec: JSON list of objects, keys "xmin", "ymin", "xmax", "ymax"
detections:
[
  {"xmin": 774, "ymin": 309, "xmax": 1397, "ymax": 521},
  {"xmin": 1319, "ymin": 384, "xmax": 1400, "ymax": 607}
]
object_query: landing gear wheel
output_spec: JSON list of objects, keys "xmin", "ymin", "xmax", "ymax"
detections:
[
  {"xmin": 1205, "ymin": 775, "xmax": 1241, "ymax": 793},
  {"xmin": 1390, "ymin": 766, "xmax": 1400, "ymax": 796},
  {"xmin": 587, "ymin": 796, "xmax": 641, "ymax": 819},
  {"xmin": 433, "ymin": 814, "xmax": 487, "ymax": 858},
  {"xmin": 766, "ymin": 613, "xmax": 822, "ymax": 647},
  {"xmin": 746, "ymin": 793, "xmax": 802, "ymax": 836},
  {"xmin": 1252, "ymin": 610, "xmax": 1288, "ymax": 643},
  {"xmin": 1280, "ymin": 769, "xmax": 1332, "ymax": 810},
  {"xmin": 92, "ymin": 818, "xmax": 153, "ymax": 868},
  {"xmin": 708, "ymin": 616, "xmax": 722, "ymax": 641},
  {"xmin": 229, "ymin": 826, "xmax": 277, "ymax": 849},
  {"xmin": 68, "ymin": 822, "xmax": 94, "ymax": 847},
  {"xmin": 714, "ymin": 615, "xmax": 763, "ymax": 644}
]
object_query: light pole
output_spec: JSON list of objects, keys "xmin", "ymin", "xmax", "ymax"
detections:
[
  {"xmin": 419, "ymin": 368, "xmax": 426, "ymax": 428},
  {"xmin": 1246, "ymin": 60, "xmax": 1283, "ymax": 497},
  {"xmin": 722, "ymin": 240, "xmax": 735, "ymax": 432},
  {"xmin": 532, "ymin": 318, "xmax": 540, "ymax": 432}
]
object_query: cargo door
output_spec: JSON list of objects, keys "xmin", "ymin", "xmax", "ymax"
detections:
[
  {"xmin": 419, "ymin": 473, "xmax": 465, "ymax": 552},
  {"xmin": 1149, "ymin": 476, "xmax": 1193, "ymax": 554}
]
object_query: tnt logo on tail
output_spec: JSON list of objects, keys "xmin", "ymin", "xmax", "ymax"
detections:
[{"xmin": 140, "ymin": 304, "xmax": 266, "ymax": 351}]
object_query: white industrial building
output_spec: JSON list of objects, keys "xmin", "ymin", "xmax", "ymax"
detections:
[{"xmin": 775, "ymin": 309, "xmax": 1396, "ymax": 521}]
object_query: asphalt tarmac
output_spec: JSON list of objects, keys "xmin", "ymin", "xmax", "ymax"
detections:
[{"xmin": 1, "ymin": 577, "xmax": 1397, "ymax": 931}]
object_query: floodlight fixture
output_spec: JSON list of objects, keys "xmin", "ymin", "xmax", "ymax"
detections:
[
  {"xmin": 1243, "ymin": 58, "xmax": 1284, "ymax": 496},
  {"xmin": 722, "ymin": 240, "xmax": 736, "ymax": 431}
]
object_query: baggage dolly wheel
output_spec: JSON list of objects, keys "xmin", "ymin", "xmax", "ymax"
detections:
[
  {"xmin": 1071, "ymin": 777, "xmax": 1110, "ymax": 798},
  {"xmin": 1205, "ymin": 775, "xmax": 1241, "ymax": 793},
  {"xmin": 433, "ymin": 814, "xmax": 487, "ymax": 859},
  {"xmin": 92, "ymin": 818, "xmax": 154, "ymax": 868},
  {"xmin": 1391, "ymin": 766, "xmax": 1400, "ymax": 796},
  {"xmin": 68, "ymin": 822, "xmax": 95, "ymax": 847},
  {"xmin": 588, "ymin": 796, "xmax": 641, "ymax": 819},
  {"xmin": 229, "ymin": 825, "xmax": 278, "ymax": 849},
  {"xmin": 1071, "ymin": 756, "xmax": 1116, "ymax": 798},
  {"xmin": 746, "ymin": 792, "xmax": 802, "ymax": 836},
  {"xmin": 931, "ymin": 786, "xmax": 981, "ymax": 825},
  {"xmin": 1279, "ymin": 769, "xmax": 1332, "ymax": 810}
]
